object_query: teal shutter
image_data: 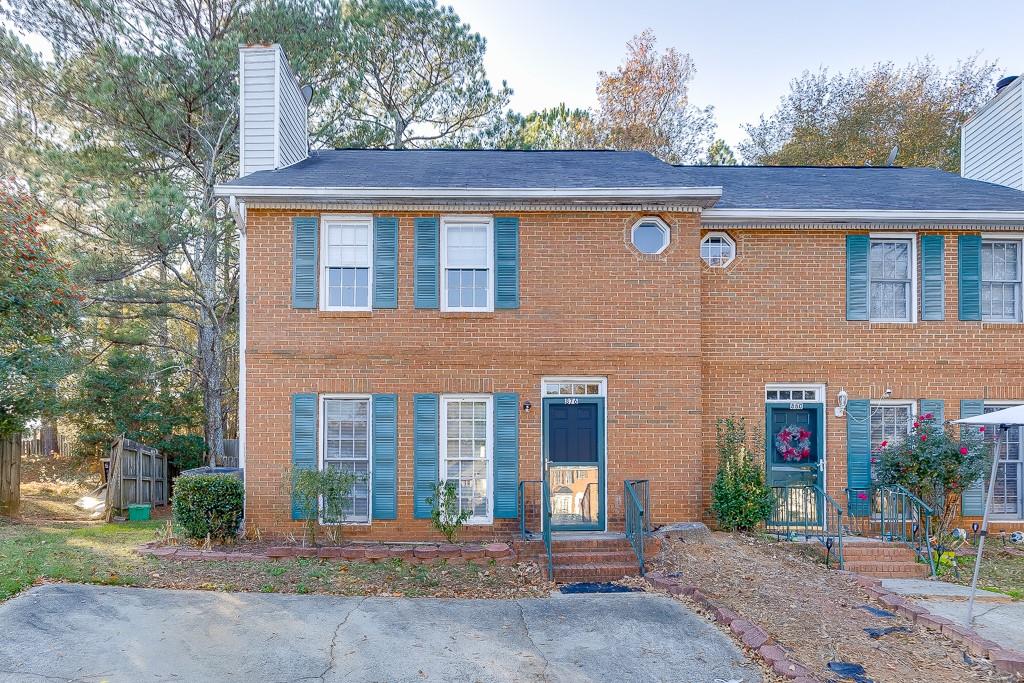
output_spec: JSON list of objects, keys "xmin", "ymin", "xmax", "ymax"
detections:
[
  {"xmin": 492, "ymin": 393, "xmax": 519, "ymax": 518},
  {"xmin": 292, "ymin": 217, "xmax": 319, "ymax": 309},
  {"xmin": 413, "ymin": 394, "xmax": 439, "ymax": 518},
  {"xmin": 846, "ymin": 399, "xmax": 871, "ymax": 516},
  {"xmin": 371, "ymin": 394, "xmax": 397, "ymax": 520},
  {"xmin": 958, "ymin": 235, "xmax": 982, "ymax": 321},
  {"xmin": 373, "ymin": 217, "xmax": 398, "ymax": 309},
  {"xmin": 961, "ymin": 399, "xmax": 986, "ymax": 515},
  {"xmin": 846, "ymin": 234, "xmax": 869, "ymax": 321},
  {"xmin": 921, "ymin": 235, "xmax": 945, "ymax": 321},
  {"xmin": 291, "ymin": 393, "xmax": 317, "ymax": 520},
  {"xmin": 920, "ymin": 399, "xmax": 944, "ymax": 426},
  {"xmin": 494, "ymin": 217, "xmax": 520, "ymax": 309},
  {"xmin": 414, "ymin": 218, "xmax": 439, "ymax": 309}
]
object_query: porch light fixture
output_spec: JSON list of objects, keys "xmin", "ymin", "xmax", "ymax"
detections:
[
  {"xmin": 522, "ymin": 400, "xmax": 532, "ymax": 413},
  {"xmin": 835, "ymin": 388, "xmax": 849, "ymax": 417}
]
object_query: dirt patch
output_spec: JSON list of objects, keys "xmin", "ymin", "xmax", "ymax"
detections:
[
  {"xmin": 18, "ymin": 481, "xmax": 97, "ymax": 521},
  {"xmin": 653, "ymin": 533, "xmax": 1016, "ymax": 683}
]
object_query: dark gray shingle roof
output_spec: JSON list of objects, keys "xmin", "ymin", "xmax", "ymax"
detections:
[
  {"xmin": 220, "ymin": 149, "xmax": 1024, "ymax": 211},
  {"xmin": 671, "ymin": 165, "xmax": 1024, "ymax": 211}
]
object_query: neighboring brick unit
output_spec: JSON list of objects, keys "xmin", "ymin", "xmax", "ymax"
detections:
[
  {"xmin": 244, "ymin": 208, "xmax": 705, "ymax": 538},
  {"xmin": 700, "ymin": 227, "xmax": 1024, "ymax": 523}
]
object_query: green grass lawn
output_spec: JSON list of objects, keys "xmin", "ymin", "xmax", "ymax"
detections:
[
  {"xmin": 0, "ymin": 520, "xmax": 164, "ymax": 600},
  {"xmin": 945, "ymin": 548, "xmax": 1024, "ymax": 599},
  {"xmin": 0, "ymin": 519, "xmax": 549, "ymax": 602}
]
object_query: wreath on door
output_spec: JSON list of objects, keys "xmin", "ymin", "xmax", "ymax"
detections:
[{"xmin": 775, "ymin": 425, "xmax": 813, "ymax": 462}]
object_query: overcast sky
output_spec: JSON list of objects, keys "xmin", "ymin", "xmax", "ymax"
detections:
[{"xmin": 448, "ymin": 0, "xmax": 1024, "ymax": 156}]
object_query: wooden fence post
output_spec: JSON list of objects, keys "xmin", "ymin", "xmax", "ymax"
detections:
[{"xmin": 0, "ymin": 435, "xmax": 21, "ymax": 516}]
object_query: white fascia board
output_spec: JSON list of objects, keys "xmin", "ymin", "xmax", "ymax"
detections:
[
  {"xmin": 702, "ymin": 208, "xmax": 1024, "ymax": 225},
  {"xmin": 212, "ymin": 184, "xmax": 723, "ymax": 202}
]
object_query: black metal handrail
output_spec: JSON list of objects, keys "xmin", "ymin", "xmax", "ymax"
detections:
[
  {"xmin": 624, "ymin": 479, "xmax": 650, "ymax": 576},
  {"xmin": 518, "ymin": 479, "xmax": 543, "ymax": 540},
  {"xmin": 767, "ymin": 484, "xmax": 844, "ymax": 569},
  {"xmin": 844, "ymin": 485, "xmax": 936, "ymax": 577},
  {"xmin": 541, "ymin": 477, "xmax": 553, "ymax": 579}
]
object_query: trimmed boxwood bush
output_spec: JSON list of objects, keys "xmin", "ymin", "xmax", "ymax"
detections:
[{"xmin": 172, "ymin": 474, "xmax": 244, "ymax": 541}]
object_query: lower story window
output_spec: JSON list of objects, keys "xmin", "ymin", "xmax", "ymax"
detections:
[
  {"xmin": 322, "ymin": 397, "xmax": 371, "ymax": 523},
  {"xmin": 870, "ymin": 402, "xmax": 914, "ymax": 480},
  {"xmin": 986, "ymin": 403, "xmax": 1023, "ymax": 518},
  {"xmin": 440, "ymin": 395, "xmax": 492, "ymax": 523}
]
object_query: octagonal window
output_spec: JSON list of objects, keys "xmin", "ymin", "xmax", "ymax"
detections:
[
  {"xmin": 700, "ymin": 231, "xmax": 736, "ymax": 268},
  {"xmin": 631, "ymin": 218, "xmax": 670, "ymax": 255}
]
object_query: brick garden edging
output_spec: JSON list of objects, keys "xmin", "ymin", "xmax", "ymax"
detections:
[
  {"xmin": 839, "ymin": 570, "xmax": 1024, "ymax": 676},
  {"xmin": 136, "ymin": 541, "xmax": 516, "ymax": 565},
  {"xmin": 645, "ymin": 572, "xmax": 820, "ymax": 682}
]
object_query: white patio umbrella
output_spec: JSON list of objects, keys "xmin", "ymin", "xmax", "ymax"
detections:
[{"xmin": 954, "ymin": 403, "xmax": 1024, "ymax": 623}]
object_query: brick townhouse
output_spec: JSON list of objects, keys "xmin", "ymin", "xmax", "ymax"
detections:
[{"xmin": 215, "ymin": 45, "xmax": 1024, "ymax": 545}]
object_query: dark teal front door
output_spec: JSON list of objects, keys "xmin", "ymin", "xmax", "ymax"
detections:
[
  {"xmin": 543, "ymin": 397, "xmax": 605, "ymax": 531},
  {"xmin": 766, "ymin": 402, "xmax": 824, "ymax": 525}
]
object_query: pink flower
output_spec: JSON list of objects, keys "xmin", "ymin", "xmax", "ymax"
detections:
[
  {"xmin": 881, "ymin": 440, "xmax": 888, "ymax": 448},
  {"xmin": 913, "ymin": 422, "xmax": 920, "ymax": 428},
  {"xmin": 857, "ymin": 492, "xmax": 868, "ymax": 501},
  {"xmin": 870, "ymin": 457, "xmax": 878, "ymax": 464},
  {"xmin": 920, "ymin": 434, "xmax": 928, "ymax": 442},
  {"xmin": 960, "ymin": 446, "xmax": 969, "ymax": 455},
  {"xmin": 979, "ymin": 426, "xmax": 986, "ymax": 433},
  {"xmin": 924, "ymin": 413, "xmax": 933, "ymax": 420}
]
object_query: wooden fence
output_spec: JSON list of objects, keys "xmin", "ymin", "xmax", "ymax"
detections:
[
  {"xmin": 0, "ymin": 435, "xmax": 19, "ymax": 516},
  {"xmin": 104, "ymin": 436, "xmax": 167, "ymax": 520}
]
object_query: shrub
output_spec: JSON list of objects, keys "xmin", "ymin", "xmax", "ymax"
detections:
[
  {"xmin": 283, "ymin": 466, "xmax": 360, "ymax": 546},
  {"xmin": 159, "ymin": 434, "xmax": 207, "ymax": 472},
  {"xmin": 711, "ymin": 417, "xmax": 773, "ymax": 531},
  {"xmin": 172, "ymin": 474, "xmax": 244, "ymax": 541},
  {"xmin": 427, "ymin": 480, "xmax": 471, "ymax": 543},
  {"xmin": 874, "ymin": 411, "xmax": 989, "ymax": 538}
]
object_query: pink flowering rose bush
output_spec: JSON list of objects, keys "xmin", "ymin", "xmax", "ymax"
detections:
[{"xmin": 873, "ymin": 412, "xmax": 989, "ymax": 536}]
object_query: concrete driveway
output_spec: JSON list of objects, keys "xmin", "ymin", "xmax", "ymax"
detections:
[{"xmin": 0, "ymin": 584, "xmax": 760, "ymax": 683}]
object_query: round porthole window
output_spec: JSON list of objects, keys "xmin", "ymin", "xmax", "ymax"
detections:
[
  {"xmin": 630, "ymin": 218, "xmax": 670, "ymax": 255},
  {"xmin": 700, "ymin": 231, "xmax": 736, "ymax": 268}
]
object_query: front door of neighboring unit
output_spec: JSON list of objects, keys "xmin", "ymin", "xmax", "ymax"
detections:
[
  {"xmin": 766, "ymin": 395, "xmax": 825, "ymax": 526},
  {"xmin": 543, "ymin": 396, "xmax": 605, "ymax": 531}
]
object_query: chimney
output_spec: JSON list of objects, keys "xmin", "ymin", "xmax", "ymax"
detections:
[
  {"xmin": 961, "ymin": 75, "xmax": 1022, "ymax": 190},
  {"xmin": 238, "ymin": 44, "xmax": 309, "ymax": 177}
]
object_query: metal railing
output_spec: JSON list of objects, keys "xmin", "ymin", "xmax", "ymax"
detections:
[
  {"xmin": 767, "ymin": 484, "xmax": 845, "ymax": 569},
  {"xmin": 877, "ymin": 485, "xmax": 936, "ymax": 576},
  {"xmin": 624, "ymin": 479, "xmax": 650, "ymax": 576},
  {"xmin": 518, "ymin": 478, "xmax": 553, "ymax": 579},
  {"xmin": 541, "ymin": 477, "xmax": 553, "ymax": 579},
  {"xmin": 518, "ymin": 479, "xmax": 543, "ymax": 540}
]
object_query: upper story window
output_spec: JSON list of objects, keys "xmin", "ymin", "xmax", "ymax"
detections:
[
  {"xmin": 701, "ymin": 232, "xmax": 735, "ymax": 268},
  {"xmin": 631, "ymin": 217, "xmax": 670, "ymax": 255},
  {"xmin": 321, "ymin": 215, "xmax": 372, "ymax": 311},
  {"xmin": 869, "ymin": 237, "xmax": 915, "ymax": 322},
  {"xmin": 442, "ymin": 216, "xmax": 494, "ymax": 311},
  {"xmin": 982, "ymin": 239, "xmax": 1022, "ymax": 322}
]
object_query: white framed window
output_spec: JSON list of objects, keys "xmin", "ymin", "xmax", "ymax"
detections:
[
  {"xmin": 982, "ymin": 239, "xmax": 1023, "ymax": 322},
  {"xmin": 985, "ymin": 402, "xmax": 1023, "ymax": 518},
  {"xmin": 869, "ymin": 400, "xmax": 915, "ymax": 472},
  {"xmin": 700, "ymin": 231, "xmax": 735, "ymax": 268},
  {"xmin": 765, "ymin": 385, "xmax": 823, "ymax": 402},
  {"xmin": 868, "ymin": 235, "xmax": 916, "ymax": 322},
  {"xmin": 630, "ymin": 217, "xmax": 670, "ymax": 255},
  {"xmin": 321, "ymin": 214, "xmax": 373, "ymax": 311},
  {"xmin": 319, "ymin": 395, "xmax": 371, "ymax": 524},
  {"xmin": 440, "ymin": 394, "xmax": 493, "ymax": 524},
  {"xmin": 441, "ymin": 215, "xmax": 494, "ymax": 312},
  {"xmin": 542, "ymin": 378, "xmax": 606, "ymax": 397}
]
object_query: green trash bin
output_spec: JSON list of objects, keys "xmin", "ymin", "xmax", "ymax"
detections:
[{"xmin": 127, "ymin": 504, "xmax": 151, "ymax": 521}]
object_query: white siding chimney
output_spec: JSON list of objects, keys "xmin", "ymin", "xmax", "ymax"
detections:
[
  {"xmin": 961, "ymin": 75, "xmax": 1023, "ymax": 190},
  {"xmin": 239, "ymin": 44, "xmax": 309, "ymax": 177}
]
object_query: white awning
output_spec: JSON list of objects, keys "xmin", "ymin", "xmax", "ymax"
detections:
[{"xmin": 953, "ymin": 403, "xmax": 1024, "ymax": 427}]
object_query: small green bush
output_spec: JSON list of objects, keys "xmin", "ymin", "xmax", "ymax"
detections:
[
  {"xmin": 427, "ymin": 480, "xmax": 471, "ymax": 543},
  {"xmin": 711, "ymin": 417, "xmax": 773, "ymax": 531},
  {"xmin": 172, "ymin": 474, "xmax": 244, "ymax": 541}
]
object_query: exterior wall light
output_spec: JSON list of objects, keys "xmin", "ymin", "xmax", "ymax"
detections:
[
  {"xmin": 835, "ymin": 388, "xmax": 849, "ymax": 417},
  {"xmin": 523, "ymin": 400, "xmax": 532, "ymax": 413}
]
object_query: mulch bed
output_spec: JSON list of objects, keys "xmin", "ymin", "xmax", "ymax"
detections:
[{"xmin": 650, "ymin": 533, "xmax": 1019, "ymax": 683}]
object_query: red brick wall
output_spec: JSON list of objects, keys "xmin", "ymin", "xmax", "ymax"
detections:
[
  {"xmin": 700, "ymin": 228, "xmax": 1024, "ymax": 522},
  {"xmin": 245, "ymin": 208, "xmax": 704, "ymax": 538}
]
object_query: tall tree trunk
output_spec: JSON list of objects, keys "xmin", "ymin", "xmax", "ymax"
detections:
[{"xmin": 197, "ymin": 222, "xmax": 225, "ymax": 467}]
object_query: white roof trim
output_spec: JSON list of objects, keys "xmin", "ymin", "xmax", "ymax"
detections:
[
  {"xmin": 212, "ymin": 184, "xmax": 723, "ymax": 203},
  {"xmin": 702, "ymin": 208, "xmax": 1024, "ymax": 225}
]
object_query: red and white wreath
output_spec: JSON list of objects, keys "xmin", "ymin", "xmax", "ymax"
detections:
[{"xmin": 775, "ymin": 425, "xmax": 813, "ymax": 462}]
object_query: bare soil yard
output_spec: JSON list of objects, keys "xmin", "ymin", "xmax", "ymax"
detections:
[{"xmin": 652, "ymin": 533, "xmax": 1019, "ymax": 683}]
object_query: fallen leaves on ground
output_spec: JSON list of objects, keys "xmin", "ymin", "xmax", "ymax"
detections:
[{"xmin": 652, "ymin": 533, "xmax": 1018, "ymax": 683}]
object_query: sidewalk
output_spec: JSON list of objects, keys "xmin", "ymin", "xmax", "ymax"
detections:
[{"xmin": 882, "ymin": 579, "xmax": 1024, "ymax": 652}]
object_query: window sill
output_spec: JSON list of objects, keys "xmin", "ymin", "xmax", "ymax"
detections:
[
  {"xmin": 318, "ymin": 310, "xmax": 374, "ymax": 318},
  {"xmin": 438, "ymin": 311, "xmax": 497, "ymax": 319}
]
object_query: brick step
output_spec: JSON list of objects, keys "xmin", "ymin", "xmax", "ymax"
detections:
[
  {"xmin": 842, "ymin": 551, "xmax": 917, "ymax": 562},
  {"xmin": 552, "ymin": 550, "xmax": 637, "ymax": 564},
  {"xmin": 844, "ymin": 560, "xmax": 930, "ymax": 578},
  {"xmin": 552, "ymin": 563, "xmax": 640, "ymax": 582}
]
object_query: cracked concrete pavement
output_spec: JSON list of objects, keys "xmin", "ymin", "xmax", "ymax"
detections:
[{"xmin": 0, "ymin": 584, "xmax": 761, "ymax": 682}]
